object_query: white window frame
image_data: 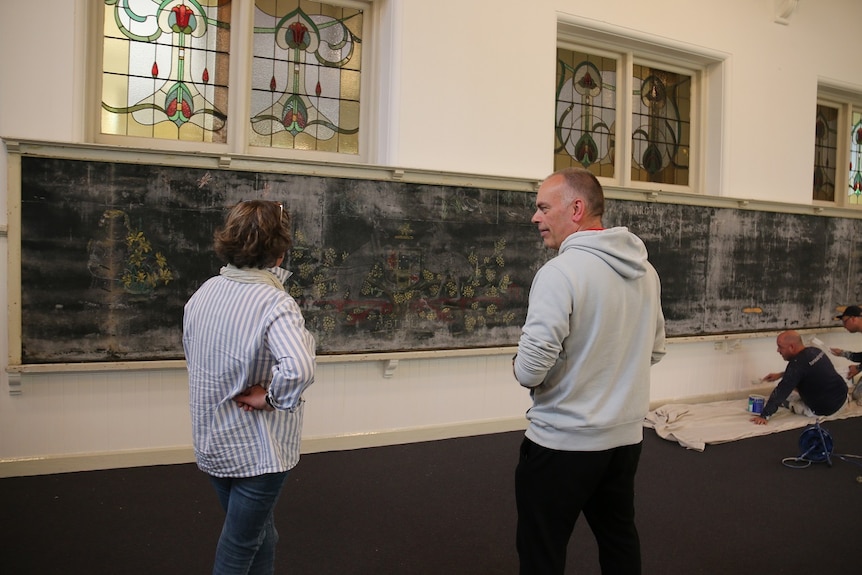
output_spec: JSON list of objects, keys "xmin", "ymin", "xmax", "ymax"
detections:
[
  {"xmin": 86, "ymin": 0, "xmax": 378, "ymax": 165},
  {"xmin": 817, "ymin": 82, "xmax": 862, "ymax": 209},
  {"xmin": 557, "ymin": 16, "xmax": 728, "ymax": 196}
]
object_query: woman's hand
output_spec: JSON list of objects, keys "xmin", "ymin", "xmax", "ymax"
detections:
[{"xmin": 233, "ymin": 384, "xmax": 273, "ymax": 412}]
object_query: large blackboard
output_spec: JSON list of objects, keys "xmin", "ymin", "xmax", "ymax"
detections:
[
  {"xmin": 16, "ymin": 156, "xmax": 862, "ymax": 364},
  {"xmin": 603, "ymin": 201, "xmax": 862, "ymax": 334},
  {"xmin": 18, "ymin": 156, "xmax": 543, "ymax": 363}
]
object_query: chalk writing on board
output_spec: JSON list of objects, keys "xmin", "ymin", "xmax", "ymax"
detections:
[
  {"xmin": 19, "ymin": 157, "xmax": 543, "ymax": 363},
  {"xmin": 17, "ymin": 156, "xmax": 862, "ymax": 364}
]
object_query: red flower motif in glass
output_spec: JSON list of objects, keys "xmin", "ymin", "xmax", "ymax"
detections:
[
  {"xmin": 287, "ymin": 21, "xmax": 310, "ymax": 50},
  {"xmin": 171, "ymin": 5, "xmax": 194, "ymax": 34}
]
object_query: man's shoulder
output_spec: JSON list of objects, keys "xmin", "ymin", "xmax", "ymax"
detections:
[{"xmin": 792, "ymin": 347, "xmax": 822, "ymax": 362}]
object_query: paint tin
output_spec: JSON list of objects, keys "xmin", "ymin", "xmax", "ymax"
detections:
[{"xmin": 748, "ymin": 394, "xmax": 765, "ymax": 415}]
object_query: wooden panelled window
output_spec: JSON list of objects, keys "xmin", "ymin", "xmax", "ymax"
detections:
[
  {"xmin": 554, "ymin": 12, "xmax": 731, "ymax": 195},
  {"xmin": 100, "ymin": 0, "xmax": 366, "ymax": 156},
  {"xmin": 814, "ymin": 88, "xmax": 862, "ymax": 207},
  {"xmin": 250, "ymin": 1, "xmax": 362, "ymax": 153},
  {"xmin": 631, "ymin": 64, "xmax": 691, "ymax": 186},
  {"xmin": 849, "ymin": 110, "xmax": 862, "ymax": 206},
  {"xmin": 554, "ymin": 48, "xmax": 617, "ymax": 178},
  {"xmin": 102, "ymin": 0, "xmax": 232, "ymax": 143},
  {"xmin": 555, "ymin": 42, "xmax": 696, "ymax": 191},
  {"xmin": 813, "ymin": 103, "xmax": 838, "ymax": 202}
]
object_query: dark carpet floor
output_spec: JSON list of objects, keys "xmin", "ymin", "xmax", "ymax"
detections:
[{"xmin": 2, "ymin": 416, "xmax": 862, "ymax": 574}]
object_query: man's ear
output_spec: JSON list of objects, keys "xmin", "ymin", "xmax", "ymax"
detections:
[{"xmin": 571, "ymin": 198, "xmax": 585, "ymax": 222}]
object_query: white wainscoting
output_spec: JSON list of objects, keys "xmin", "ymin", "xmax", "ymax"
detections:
[{"xmin": 3, "ymin": 331, "xmax": 859, "ymax": 477}]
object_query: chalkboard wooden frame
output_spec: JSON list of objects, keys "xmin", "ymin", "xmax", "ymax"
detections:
[
  {"xmin": 6, "ymin": 140, "xmax": 862, "ymax": 368},
  {"xmin": 6, "ymin": 141, "xmax": 541, "ymax": 366}
]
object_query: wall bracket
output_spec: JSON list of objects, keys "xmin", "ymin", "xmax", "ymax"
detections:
[
  {"xmin": 8, "ymin": 371, "xmax": 22, "ymax": 395},
  {"xmin": 383, "ymin": 359, "xmax": 399, "ymax": 378},
  {"xmin": 774, "ymin": 0, "xmax": 799, "ymax": 25}
]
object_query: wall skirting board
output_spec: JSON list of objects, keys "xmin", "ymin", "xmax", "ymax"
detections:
[
  {"xmin": 0, "ymin": 446, "xmax": 197, "ymax": 479},
  {"xmin": 0, "ymin": 417, "xmax": 529, "ymax": 478},
  {"xmin": 0, "ymin": 386, "xmax": 769, "ymax": 478}
]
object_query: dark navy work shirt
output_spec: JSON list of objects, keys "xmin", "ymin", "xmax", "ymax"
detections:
[{"xmin": 761, "ymin": 347, "xmax": 848, "ymax": 418}]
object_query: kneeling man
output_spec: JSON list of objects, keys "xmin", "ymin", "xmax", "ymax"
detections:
[{"xmin": 751, "ymin": 330, "xmax": 848, "ymax": 425}]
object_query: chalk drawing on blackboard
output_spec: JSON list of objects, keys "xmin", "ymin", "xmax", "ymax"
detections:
[
  {"xmin": 285, "ymin": 215, "xmax": 525, "ymax": 352},
  {"xmin": 87, "ymin": 208, "xmax": 174, "ymax": 295},
  {"xmin": 19, "ymin": 154, "xmax": 862, "ymax": 364}
]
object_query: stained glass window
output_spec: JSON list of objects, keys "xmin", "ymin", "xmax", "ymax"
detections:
[
  {"xmin": 251, "ymin": 0, "xmax": 362, "ymax": 153},
  {"xmin": 102, "ymin": 0, "xmax": 231, "ymax": 143},
  {"xmin": 101, "ymin": 0, "xmax": 364, "ymax": 155},
  {"xmin": 631, "ymin": 65, "xmax": 690, "ymax": 186},
  {"xmin": 554, "ymin": 48, "xmax": 617, "ymax": 178},
  {"xmin": 813, "ymin": 103, "xmax": 838, "ymax": 202},
  {"xmin": 848, "ymin": 110, "xmax": 862, "ymax": 206},
  {"xmin": 555, "ymin": 47, "xmax": 694, "ymax": 188}
]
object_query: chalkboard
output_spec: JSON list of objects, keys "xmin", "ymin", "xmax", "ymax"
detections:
[
  {"xmin": 16, "ymin": 155, "xmax": 862, "ymax": 364},
  {"xmin": 603, "ymin": 201, "xmax": 862, "ymax": 335},
  {"xmin": 18, "ymin": 156, "xmax": 543, "ymax": 363}
]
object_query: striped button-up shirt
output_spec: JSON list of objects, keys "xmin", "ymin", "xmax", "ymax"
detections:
[{"xmin": 183, "ymin": 270, "xmax": 316, "ymax": 477}]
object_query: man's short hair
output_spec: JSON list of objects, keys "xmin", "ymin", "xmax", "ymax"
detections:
[{"xmin": 555, "ymin": 167, "xmax": 605, "ymax": 218}]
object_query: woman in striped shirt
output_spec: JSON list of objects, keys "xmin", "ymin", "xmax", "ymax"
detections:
[{"xmin": 183, "ymin": 200, "xmax": 316, "ymax": 575}]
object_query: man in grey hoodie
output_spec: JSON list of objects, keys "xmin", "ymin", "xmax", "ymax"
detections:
[{"xmin": 513, "ymin": 167, "xmax": 666, "ymax": 575}]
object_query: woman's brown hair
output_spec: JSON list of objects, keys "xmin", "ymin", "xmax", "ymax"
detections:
[{"xmin": 214, "ymin": 200, "xmax": 292, "ymax": 269}]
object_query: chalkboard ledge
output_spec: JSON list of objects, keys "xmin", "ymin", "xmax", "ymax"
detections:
[
  {"xmin": 5, "ymin": 347, "xmax": 519, "ymax": 395},
  {"xmin": 5, "ymin": 328, "xmax": 848, "ymax": 395},
  {"xmin": 668, "ymin": 326, "xmax": 845, "ymax": 345}
]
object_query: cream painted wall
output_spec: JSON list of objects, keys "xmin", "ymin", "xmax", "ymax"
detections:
[
  {"xmin": 393, "ymin": 0, "xmax": 862, "ymax": 200},
  {"xmin": 3, "ymin": 0, "xmax": 862, "ymax": 475}
]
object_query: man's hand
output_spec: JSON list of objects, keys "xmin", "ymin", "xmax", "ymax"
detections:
[
  {"xmin": 762, "ymin": 372, "xmax": 783, "ymax": 383},
  {"xmin": 233, "ymin": 384, "xmax": 273, "ymax": 412},
  {"xmin": 750, "ymin": 415, "xmax": 768, "ymax": 425},
  {"xmin": 848, "ymin": 365, "xmax": 861, "ymax": 380},
  {"xmin": 830, "ymin": 347, "xmax": 844, "ymax": 357}
]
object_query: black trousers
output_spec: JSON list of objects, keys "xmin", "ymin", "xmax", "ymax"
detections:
[{"xmin": 515, "ymin": 437, "xmax": 643, "ymax": 575}]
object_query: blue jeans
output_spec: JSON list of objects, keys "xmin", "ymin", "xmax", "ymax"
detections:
[{"xmin": 209, "ymin": 471, "xmax": 289, "ymax": 575}]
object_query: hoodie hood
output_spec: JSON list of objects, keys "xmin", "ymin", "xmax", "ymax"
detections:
[{"xmin": 558, "ymin": 226, "xmax": 649, "ymax": 280}]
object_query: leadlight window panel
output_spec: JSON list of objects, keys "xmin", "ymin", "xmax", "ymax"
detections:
[
  {"xmin": 848, "ymin": 109, "xmax": 862, "ymax": 206},
  {"xmin": 631, "ymin": 63, "xmax": 691, "ymax": 186},
  {"xmin": 554, "ymin": 47, "xmax": 617, "ymax": 179},
  {"xmin": 101, "ymin": 0, "xmax": 231, "ymax": 144},
  {"xmin": 250, "ymin": 0, "xmax": 363, "ymax": 154},
  {"xmin": 814, "ymin": 103, "xmax": 838, "ymax": 202}
]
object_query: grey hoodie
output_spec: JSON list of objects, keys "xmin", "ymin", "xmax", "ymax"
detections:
[{"xmin": 514, "ymin": 227, "xmax": 666, "ymax": 451}]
